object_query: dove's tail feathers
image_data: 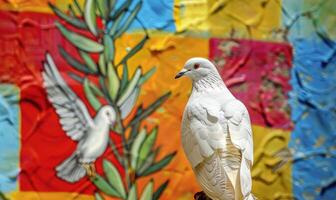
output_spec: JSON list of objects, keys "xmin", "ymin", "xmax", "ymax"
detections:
[{"xmin": 56, "ymin": 153, "xmax": 86, "ymax": 183}]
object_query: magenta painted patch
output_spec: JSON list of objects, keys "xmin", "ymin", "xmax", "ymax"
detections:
[{"xmin": 209, "ymin": 39, "xmax": 293, "ymax": 130}]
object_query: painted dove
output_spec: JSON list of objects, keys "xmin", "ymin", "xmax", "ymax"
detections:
[
  {"xmin": 42, "ymin": 53, "xmax": 116, "ymax": 183},
  {"xmin": 175, "ymin": 58, "xmax": 255, "ymax": 200}
]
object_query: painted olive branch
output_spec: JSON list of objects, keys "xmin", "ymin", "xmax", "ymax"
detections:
[{"xmin": 49, "ymin": 0, "xmax": 175, "ymax": 199}]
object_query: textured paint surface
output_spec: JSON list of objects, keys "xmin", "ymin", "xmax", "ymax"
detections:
[
  {"xmin": 210, "ymin": 38, "xmax": 292, "ymax": 129},
  {"xmin": 0, "ymin": 85, "xmax": 20, "ymax": 193},
  {"xmin": 0, "ymin": 0, "xmax": 335, "ymax": 199},
  {"xmin": 174, "ymin": 0, "xmax": 281, "ymax": 39},
  {"xmin": 282, "ymin": 0, "xmax": 336, "ymax": 199},
  {"xmin": 288, "ymin": 39, "xmax": 336, "ymax": 200}
]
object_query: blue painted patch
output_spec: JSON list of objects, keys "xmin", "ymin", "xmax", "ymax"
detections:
[
  {"xmin": 289, "ymin": 39, "xmax": 336, "ymax": 200},
  {"xmin": 107, "ymin": 0, "xmax": 176, "ymax": 33},
  {"xmin": 0, "ymin": 84, "xmax": 20, "ymax": 193}
]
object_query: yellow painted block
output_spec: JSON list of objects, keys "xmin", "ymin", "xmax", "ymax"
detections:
[
  {"xmin": 174, "ymin": 0, "xmax": 281, "ymax": 40},
  {"xmin": 252, "ymin": 125, "xmax": 293, "ymax": 200}
]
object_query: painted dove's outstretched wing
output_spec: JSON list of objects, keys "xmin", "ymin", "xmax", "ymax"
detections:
[
  {"xmin": 42, "ymin": 53, "xmax": 94, "ymax": 141},
  {"xmin": 42, "ymin": 53, "xmax": 95, "ymax": 182}
]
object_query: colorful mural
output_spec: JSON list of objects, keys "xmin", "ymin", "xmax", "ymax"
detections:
[{"xmin": 0, "ymin": 0, "xmax": 335, "ymax": 200}]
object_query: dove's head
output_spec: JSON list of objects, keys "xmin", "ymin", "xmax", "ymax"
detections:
[
  {"xmin": 100, "ymin": 106, "xmax": 116, "ymax": 125},
  {"xmin": 175, "ymin": 57, "xmax": 219, "ymax": 81}
]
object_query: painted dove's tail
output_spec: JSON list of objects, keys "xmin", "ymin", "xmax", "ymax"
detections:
[{"xmin": 56, "ymin": 153, "xmax": 86, "ymax": 183}]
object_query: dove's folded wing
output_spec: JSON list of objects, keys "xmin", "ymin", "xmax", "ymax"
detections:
[
  {"xmin": 223, "ymin": 99, "xmax": 253, "ymax": 198},
  {"xmin": 223, "ymin": 100, "xmax": 253, "ymax": 165},
  {"xmin": 183, "ymin": 100, "xmax": 226, "ymax": 168},
  {"xmin": 42, "ymin": 53, "xmax": 94, "ymax": 141}
]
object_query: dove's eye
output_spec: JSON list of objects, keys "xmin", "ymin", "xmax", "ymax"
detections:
[{"xmin": 194, "ymin": 63, "xmax": 200, "ymax": 69}]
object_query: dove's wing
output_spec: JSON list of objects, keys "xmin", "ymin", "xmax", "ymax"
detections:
[
  {"xmin": 42, "ymin": 53, "xmax": 94, "ymax": 141},
  {"xmin": 223, "ymin": 99, "xmax": 254, "ymax": 199},
  {"xmin": 183, "ymin": 98, "xmax": 254, "ymax": 199},
  {"xmin": 182, "ymin": 98, "xmax": 241, "ymax": 199},
  {"xmin": 182, "ymin": 98, "xmax": 225, "ymax": 167}
]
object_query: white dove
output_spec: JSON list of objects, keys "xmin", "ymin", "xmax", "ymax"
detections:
[
  {"xmin": 42, "ymin": 53, "xmax": 116, "ymax": 183},
  {"xmin": 175, "ymin": 58, "xmax": 255, "ymax": 200}
]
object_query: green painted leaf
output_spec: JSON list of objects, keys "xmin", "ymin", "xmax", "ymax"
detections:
[
  {"xmin": 106, "ymin": 63, "xmax": 119, "ymax": 101},
  {"xmin": 109, "ymin": 10, "xmax": 127, "ymax": 36},
  {"xmin": 139, "ymin": 152, "xmax": 176, "ymax": 177},
  {"xmin": 138, "ymin": 67, "xmax": 156, "ymax": 85},
  {"xmin": 120, "ymin": 86, "xmax": 139, "ymax": 119},
  {"xmin": 79, "ymin": 50, "xmax": 98, "ymax": 73},
  {"xmin": 128, "ymin": 92, "xmax": 171, "ymax": 127},
  {"xmin": 103, "ymin": 159, "xmax": 126, "ymax": 199},
  {"xmin": 84, "ymin": 0, "xmax": 98, "ymax": 36},
  {"xmin": 103, "ymin": 34, "xmax": 114, "ymax": 63},
  {"xmin": 117, "ymin": 67, "xmax": 141, "ymax": 106},
  {"xmin": 68, "ymin": 72, "xmax": 84, "ymax": 83},
  {"xmin": 91, "ymin": 175, "xmax": 119, "ymax": 197},
  {"xmin": 98, "ymin": 54, "xmax": 106, "ymax": 75},
  {"xmin": 56, "ymin": 22, "xmax": 103, "ymax": 52},
  {"xmin": 130, "ymin": 128, "xmax": 147, "ymax": 169},
  {"xmin": 49, "ymin": 3, "xmax": 87, "ymax": 29},
  {"xmin": 119, "ymin": 62, "xmax": 129, "ymax": 94},
  {"xmin": 138, "ymin": 127, "xmax": 158, "ymax": 168},
  {"xmin": 138, "ymin": 149, "xmax": 157, "ymax": 175},
  {"xmin": 127, "ymin": 183, "xmax": 137, "ymax": 200},
  {"xmin": 140, "ymin": 180, "xmax": 153, "ymax": 200},
  {"xmin": 94, "ymin": 192, "xmax": 104, "ymax": 200},
  {"xmin": 128, "ymin": 105, "xmax": 142, "ymax": 146},
  {"xmin": 99, "ymin": 76, "xmax": 113, "ymax": 104},
  {"xmin": 83, "ymin": 78, "xmax": 102, "ymax": 111},
  {"xmin": 73, "ymin": 0, "xmax": 83, "ymax": 16},
  {"xmin": 96, "ymin": 0, "xmax": 108, "ymax": 19},
  {"xmin": 58, "ymin": 46, "xmax": 96, "ymax": 74},
  {"xmin": 115, "ymin": 1, "xmax": 142, "ymax": 38},
  {"xmin": 68, "ymin": 4, "xmax": 76, "ymax": 17},
  {"xmin": 89, "ymin": 82, "xmax": 104, "ymax": 97},
  {"xmin": 118, "ymin": 36, "xmax": 148, "ymax": 66},
  {"xmin": 108, "ymin": 0, "xmax": 116, "ymax": 11},
  {"xmin": 153, "ymin": 180, "xmax": 169, "ymax": 200},
  {"xmin": 67, "ymin": 75, "xmax": 103, "ymax": 103},
  {"xmin": 110, "ymin": 0, "xmax": 131, "ymax": 19}
]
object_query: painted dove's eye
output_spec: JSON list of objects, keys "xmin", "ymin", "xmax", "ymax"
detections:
[{"xmin": 194, "ymin": 63, "xmax": 200, "ymax": 69}]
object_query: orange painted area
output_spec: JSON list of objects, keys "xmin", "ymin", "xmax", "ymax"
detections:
[
  {"xmin": 114, "ymin": 34, "xmax": 208, "ymax": 199},
  {"xmin": 8, "ymin": 191, "xmax": 94, "ymax": 200}
]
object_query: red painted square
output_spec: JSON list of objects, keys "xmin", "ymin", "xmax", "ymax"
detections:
[
  {"xmin": 0, "ymin": 11, "xmax": 122, "ymax": 194},
  {"xmin": 209, "ymin": 39, "xmax": 293, "ymax": 130}
]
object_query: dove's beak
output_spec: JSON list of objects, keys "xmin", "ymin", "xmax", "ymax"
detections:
[{"xmin": 175, "ymin": 69, "xmax": 188, "ymax": 79}]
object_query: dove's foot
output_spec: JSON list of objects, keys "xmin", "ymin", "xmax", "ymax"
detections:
[
  {"xmin": 194, "ymin": 191, "xmax": 212, "ymax": 200},
  {"xmin": 83, "ymin": 163, "xmax": 96, "ymax": 179}
]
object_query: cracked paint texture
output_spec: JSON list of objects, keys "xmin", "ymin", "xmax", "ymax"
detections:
[
  {"xmin": 0, "ymin": 0, "xmax": 335, "ymax": 200},
  {"xmin": 288, "ymin": 39, "xmax": 336, "ymax": 200},
  {"xmin": 283, "ymin": 0, "xmax": 336, "ymax": 199}
]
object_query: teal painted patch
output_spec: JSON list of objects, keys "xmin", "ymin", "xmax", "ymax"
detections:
[{"xmin": 0, "ymin": 84, "xmax": 20, "ymax": 193}]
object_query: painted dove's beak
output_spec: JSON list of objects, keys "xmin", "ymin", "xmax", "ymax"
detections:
[{"xmin": 175, "ymin": 69, "xmax": 189, "ymax": 79}]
